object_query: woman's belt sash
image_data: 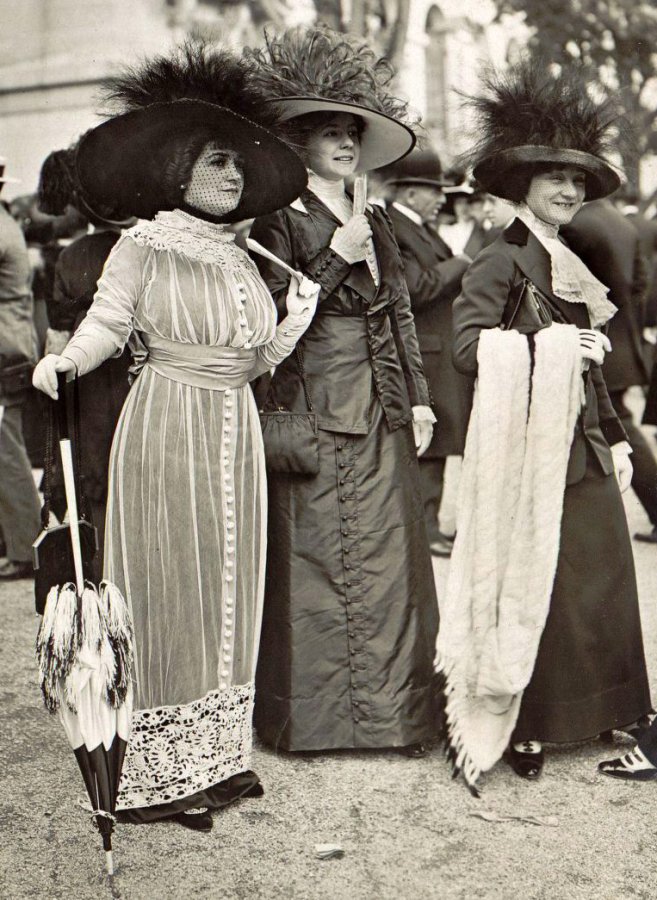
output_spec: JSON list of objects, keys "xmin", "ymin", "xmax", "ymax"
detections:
[{"xmin": 134, "ymin": 333, "xmax": 257, "ymax": 391}]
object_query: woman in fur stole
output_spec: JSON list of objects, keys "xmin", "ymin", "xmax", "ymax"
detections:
[
  {"xmin": 33, "ymin": 44, "xmax": 319, "ymax": 831},
  {"xmin": 246, "ymin": 26, "xmax": 440, "ymax": 756},
  {"xmin": 436, "ymin": 60, "xmax": 652, "ymax": 793}
]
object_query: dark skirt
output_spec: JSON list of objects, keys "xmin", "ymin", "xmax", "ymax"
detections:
[
  {"xmin": 513, "ymin": 461, "xmax": 652, "ymax": 742},
  {"xmin": 255, "ymin": 402, "xmax": 440, "ymax": 751}
]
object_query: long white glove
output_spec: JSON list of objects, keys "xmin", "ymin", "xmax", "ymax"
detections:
[
  {"xmin": 579, "ymin": 329, "xmax": 612, "ymax": 367},
  {"xmin": 412, "ymin": 405, "xmax": 436, "ymax": 457},
  {"xmin": 611, "ymin": 441, "xmax": 633, "ymax": 493},
  {"xmin": 330, "ymin": 215, "xmax": 373, "ymax": 264}
]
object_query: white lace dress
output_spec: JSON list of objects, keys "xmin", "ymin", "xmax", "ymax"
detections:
[{"xmin": 62, "ymin": 209, "xmax": 312, "ymax": 815}]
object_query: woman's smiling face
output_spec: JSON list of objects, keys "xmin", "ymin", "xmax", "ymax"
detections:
[
  {"xmin": 305, "ymin": 113, "xmax": 362, "ymax": 181},
  {"xmin": 525, "ymin": 165, "xmax": 586, "ymax": 226}
]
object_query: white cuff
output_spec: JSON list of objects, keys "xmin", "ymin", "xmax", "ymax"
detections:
[
  {"xmin": 412, "ymin": 405, "xmax": 437, "ymax": 425},
  {"xmin": 611, "ymin": 441, "xmax": 632, "ymax": 456}
]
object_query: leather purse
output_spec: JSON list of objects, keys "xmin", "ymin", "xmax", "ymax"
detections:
[
  {"xmin": 259, "ymin": 347, "xmax": 320, "ymax": 476},
  {"xmin": 501, "ymin": 277, "xmax": 553, "ymax": 334}
]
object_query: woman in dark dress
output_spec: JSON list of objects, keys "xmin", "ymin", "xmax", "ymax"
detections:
[
  {"xmin": 37, "ymin": 146, "xmax": 133, "ymax": 563},
  {"xmin": 247, "ymin": 27, "xmax": 439, "ymax": 755},
  {"xmin": 436, "ymin": 61, "xmax": 652, "ymax": 792}
]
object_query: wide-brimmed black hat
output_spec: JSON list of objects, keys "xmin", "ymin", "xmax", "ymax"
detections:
[
  {"xmin": 473, "ymin": 146, "xmax": 620, "ymax": 201},
  {"xmin": 464, "ymin": 60, "xmax": 622, "ymax": 202},
  {"xmin": 382, "ymin": 150, "xmax": 449, "ymax": 189},
  {"xmin": 76, "ymin": 98, "xmax": 308, "ymax": 221}
]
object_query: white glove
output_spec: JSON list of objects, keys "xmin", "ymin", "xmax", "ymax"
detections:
[
  {"xmin": 32, "ymin": 354, "xmax": 77, "ymax": 400},
  {"xmin": 412, "ymin": 406, "xmax": 435, "ymax": 457},
  {"xmin": 329, "ymin": 215, "xmax": 373, "ymax": 264},
  {"xmin": 611, "ymin": 441, "xmax": 633, "ymax": 493},
  {"xmin": 285, "ymin": 274, "xmax": 320, "ymax": 319},
  {"xmin": 579, "ymin": 329, "xmax": 612, "ymax": 367}
]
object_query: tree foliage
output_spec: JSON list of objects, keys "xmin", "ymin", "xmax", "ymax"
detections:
[{"xmin": 492, "ymin": 0, "xmax": 657, "ymax": 188}]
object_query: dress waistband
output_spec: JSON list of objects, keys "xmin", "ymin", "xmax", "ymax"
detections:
[{"xmin": 134, "ymin": 333, "xmax": 257, "ymax": 391}]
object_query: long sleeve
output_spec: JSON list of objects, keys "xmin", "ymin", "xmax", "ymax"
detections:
[
  {"xmin": 590, "ymin": 363, "xmax": 628, "ymax": 445},
  {"xmin": 400, "ymin": 245, "xmax": 469, "ymax": 312},
  {"xmin": 452, "ymin": 246, "xmax": 516, "ymax": 375},
  {"xmin": 252, "ymin": 308, "xmax": 314, "ymax": 377},
  {"xmin": 389, "ymin": 279, "xmax": 431, "ymax": 408},
  {"xmin": 61, "ymin": 236, "xmax": 146, "ymax": 376}
]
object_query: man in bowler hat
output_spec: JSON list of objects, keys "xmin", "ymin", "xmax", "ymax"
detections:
[{"xmin": 385, "ymin": 151, "xmax": 472, "ymax": 556}]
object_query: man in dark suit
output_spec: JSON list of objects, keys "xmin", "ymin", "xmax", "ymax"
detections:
[
  {"xmin": 563, "ymin": 198, "xmax": 657, "ymax": 543},
  {"xmin": 385, "ymin": 153, "xmax": 471, "ymax": 556}
]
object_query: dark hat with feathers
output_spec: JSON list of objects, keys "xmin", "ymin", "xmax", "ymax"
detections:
[
  {"xmin": 466, "ymin": 59, "xmax": 622, "ymax": 201},
  {"xmin": 247, "ymin": 26, "xmax": 417, "ymax": 172},
  {"xmin": 75, "ymin": 42, "xmax": 307, "ymax": 221}
]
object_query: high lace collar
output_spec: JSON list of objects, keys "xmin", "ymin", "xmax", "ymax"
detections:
[
  {"xmin": 155, "ymin": 209, "xmax": 236, "ymax": 243},
  {"xmin": 513, "ymin": 203, "xmax": 616, "ymax": 328},
  {"xmin": 307, "ymin": 171, "xmax": 351, "ymax": 204}
]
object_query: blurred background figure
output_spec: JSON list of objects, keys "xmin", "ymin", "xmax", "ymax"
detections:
[
  {"xmin": 35, "ymin": 143, "xmax": 135, "ymax": 565},
  {"xmin": 0, "ymin": 156, "xmax": 41, "ymax": 579},
  {"xmin": 385, "ymin": 150, "xmax": 472, "ymax": 557},
  {"xmin": 563, "ymin": 197, "xmax": 657, "ymax": 544},
  {"xmin": 481, "ymin": 191, "xmax": 516, "ymax": 243},
  {"xmin": 439, "ymin": 176, "xmax": 488, "ymax": 259}
]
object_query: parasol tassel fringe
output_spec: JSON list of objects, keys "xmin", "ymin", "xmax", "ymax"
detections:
[
  {"xmin": 79, "ymin": 585, "xmax": 104, "ymax": 652},
  {"xmin": 101, "ymin": 581, "xmax": 134, "ymax": 707},
  {"xmin": 36, "ymin": 585, "xmax": 80, "ymax": 711}
]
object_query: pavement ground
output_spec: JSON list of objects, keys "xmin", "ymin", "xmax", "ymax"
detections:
[{"xmin": 1, "ymin": 428, "xmax": 657, "ymax": 900}]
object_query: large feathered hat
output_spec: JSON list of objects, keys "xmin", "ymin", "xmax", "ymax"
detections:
[
  {"xmin": 75, "ymin": 42, "xmax": 307, "ymax": 221},
  {"xmin": 247, "ymin": 26, "xmax": 417, "ymax": 172},
  {"xmin": 465, "ymin": 59, "xmax": 622, "ymax": 201}
]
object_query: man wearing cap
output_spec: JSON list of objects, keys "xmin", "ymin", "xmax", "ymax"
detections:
[
  {"xmin": 0, "ymin": 157, "xmax": 40, "ymax": 579},
  {"xmin": 386, "ymin": 152, "xmax": 472, "ymax": 556}
]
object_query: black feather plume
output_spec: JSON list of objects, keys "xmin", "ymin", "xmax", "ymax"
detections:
[
  {"xmin": 100, "ymin": 40, "xmax": 278, "ymax": 129},
  {"xmin": 246, "ymin": 25, "xmax": 418, "ymax": 130},
  {"xmin": 462, "ymin": 58, "xmax": 620, "ymax": 169},
  {"xmin": 37, "ymin": 149, "xmax": 77, "ymax": 216}
]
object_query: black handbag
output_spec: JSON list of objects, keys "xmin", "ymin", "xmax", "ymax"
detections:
[
  {"xmin": 33, "ymin": 377, "xmax": 99, "ymax": 615},
  {"xmin": 501, "ymin": 277, "xmax": 553, "ymax": 335},
  {"xmin": 259, "ymin": 347, "xmax": 320, "ymax": 476}
]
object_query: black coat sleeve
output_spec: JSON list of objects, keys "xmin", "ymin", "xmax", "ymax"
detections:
[{"xmin": 398, "ymin": 243, "xmax": 469, "ymax": 312}]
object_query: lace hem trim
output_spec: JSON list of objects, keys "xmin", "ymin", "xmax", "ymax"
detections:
[
  {"xmin": 127, "ymin": 211, "xmax": 258, "ymax": 275},
  {"xmin": 117, "ymin": 683, "xmax": 254, "ymax": 810}
]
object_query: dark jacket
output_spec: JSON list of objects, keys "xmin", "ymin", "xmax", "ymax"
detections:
[
  {"xmin": 249, "ymin": 190, "xmax": 430, "ymax": 434},
  {"xmin": 386, "ymin": 204, "xmax": 472, "ymax": 456},
  {"xmin": 452, "ymin": 217, "xmax": 626, "ymax": 486},
  {"xmin": 562, "ymin": 200, "xmax": 650, "ymax": 391}
]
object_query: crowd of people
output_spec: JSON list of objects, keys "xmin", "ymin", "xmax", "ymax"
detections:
[{"xmin": 1, "ymin": 26, "xmax": 657, "ymax": 831}]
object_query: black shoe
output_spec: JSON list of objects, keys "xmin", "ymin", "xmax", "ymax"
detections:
[
  {"xmin": 506, "ymin": 742, "xmax": 544, "ymax": 779},
  {"xmin": 598, "ymin": 749, "xmax": 657, "ymax": 781},
  {"xmin": 0, "ymin": 559, "xmax": 34, "ymax": 580},
  {"xmin": 243, "ymin": 782, "xmax": 265, "ymax": 798},
  {"xmin": 400, "ymin": 742, "xmax": 428, "ymax": 759},
  {"xmin": 634, "ymin": 528, "xmax": 657, "ymax": 544},
  {"xmin": 171, "ymin": 807, "xmax": 213, "ymax": 832}
]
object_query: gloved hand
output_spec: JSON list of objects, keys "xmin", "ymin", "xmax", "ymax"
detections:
[
  {"xmin": 330, "ymin": 215, "xmax": 373, "ymax": 264},
  {"xmin": 285, "ymin": 274, "xmax": 321, "ymax": 318},
  {"xmin": 32, "ymin": 354, "xmax": 77, "ymax": 400},
  {"xmin": 611, "ymin": 441, "xmax": 633, "ymax": 493},
  {"xmin": 578, "ymin": 329, "xmax": 612, "ymax": 367},
  {"xmin": 412, "ymin": 406, "xmax": 435, "ymax": 457}
]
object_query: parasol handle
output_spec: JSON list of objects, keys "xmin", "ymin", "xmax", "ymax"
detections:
[
  {"xmin": 105, "ymin": 850, "xmax": 114, "ymax": 876},
  {"xmin": 60, "ymin": 438, "xmax": 84, "ymax": 594}
]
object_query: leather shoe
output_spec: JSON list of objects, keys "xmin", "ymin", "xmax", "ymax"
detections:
[
  {"xmin": 598, "ymin": 749, "xmax": 657, "ymax": 781},
  {"xmin": 171, "ymin": 807, "xmax": 213, "ymax": 832},
  {"xmin": 429, "ymin": 534, "xmax": 452, "ymax": 558},
  {"xmin": 400, "ymin": 742, "xmax": 428, "ymax": 758},
  {"xmin": 634, "ymin": 528, "xmax": 657, "ymax": 544},
  {"xmin": 506, "ymin": 742, "xmax": 544, "ymax": 779},
  {"xmin": 0, "ymin": 559, "xmax": 34, "ymax": 580}
]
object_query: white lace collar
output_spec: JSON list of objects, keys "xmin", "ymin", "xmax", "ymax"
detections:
[
  {"xmin": 127, "ymin": 208, "xmax": 257, "ymax": 274},
  {"xmin": 515, "ymin": 203, "xmax": 617, "ymax": 328}
]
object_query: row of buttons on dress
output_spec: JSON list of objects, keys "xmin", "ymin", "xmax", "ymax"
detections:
[
  {"xmin": 336, "ymin": 439, "xmax": 370, "ymax": 729},
  {"xmin": 236, "ymin": 282, "xmax": 254, "ymax": 349},
  {"xmin": 220, "ymin": 387, "xmax": 235, "ymax": 691}
]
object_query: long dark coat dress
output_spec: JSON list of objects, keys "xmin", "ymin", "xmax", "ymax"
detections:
[
  {"xmin": 248, "ymin": 191, "xmax": 439, "ymax": 752},
  {"xmin": 452, "ymin": 217, "xmax": 652, "ymax": 742}
]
